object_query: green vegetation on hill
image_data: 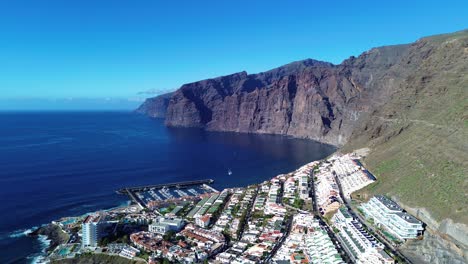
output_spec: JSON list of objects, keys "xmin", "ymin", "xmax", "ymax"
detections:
[{"xmin": 345, "ymin": 30, "xmax": 468, "ymax": 224}]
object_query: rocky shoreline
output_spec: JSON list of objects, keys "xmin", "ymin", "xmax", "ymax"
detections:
[{"xmin": 29, "ymin": 223, "xmax": 69, "ymax": 253}]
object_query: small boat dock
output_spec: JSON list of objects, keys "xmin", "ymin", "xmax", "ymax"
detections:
[{"xmin": 117, "ymin": 179, "xmax": 217, "ymax": 209}]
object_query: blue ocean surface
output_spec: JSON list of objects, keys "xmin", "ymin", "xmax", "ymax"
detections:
[{"xmin": 0, "ymin": 111, "xmax": 336, "ymax": 263}]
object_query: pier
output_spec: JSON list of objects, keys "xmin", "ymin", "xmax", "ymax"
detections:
[
  {"xmin": 117, "ymin": 179, "xmax": 216, "ymax": 209},
  {"xmin": 116, "ymin": 179, "xmax": 214, "ymax": 194}
]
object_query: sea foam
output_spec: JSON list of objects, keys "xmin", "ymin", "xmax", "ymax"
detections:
[
  {"xmin": 27, "ymin": 235, "xmax": 51, "ymax": 264},
  {"xmin": 8, "ymin": 227, "xmax": 36, "ymax": 238}
]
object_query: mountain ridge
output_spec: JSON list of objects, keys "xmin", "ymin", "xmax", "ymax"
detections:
[
  {"xmin": 137, "ymin": 29, "xmax": 468, "ymax": 263},
  {"xmin": 138, "ymin": 43, "xmax": 411, "ymax": 146}
]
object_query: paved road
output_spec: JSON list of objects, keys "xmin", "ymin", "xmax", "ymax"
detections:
[
  {"xmin": 263, "ymin": 215, "xmax": 292, "ymax": 263},
  {"xmin": 309, "ymin": 169, "xmax": 319, "ymax": 214},
  {"xmin": 310, "ymin": 168, "xmax": 352, "ymax": 263},
  {"xmin": 238, "ymin": 186, "xmax": 259, "ymax": 241},
  {"xmin": 263, "ymin": 180, "xmax": 291, "ymax": 263}
]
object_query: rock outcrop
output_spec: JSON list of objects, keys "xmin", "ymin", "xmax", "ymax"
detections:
[
  {"xmin": 396, "ymin": 201, "xmax": 468, "ymax": 263},
  {"xmin": 135, "ymin": 92, "xmax": 173, "ymax": 118},
  {"xmin": 30, "ymin": 223, "xmax": 69, "ymax": 252}
]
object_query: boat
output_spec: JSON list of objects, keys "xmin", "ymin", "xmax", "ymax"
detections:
[{"xmin": 228, "ymin": 169, "xmax": 232, "ymax": 176}]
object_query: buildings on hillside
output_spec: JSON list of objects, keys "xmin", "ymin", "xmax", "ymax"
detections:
[
  {"xmin": 283, "ymin": 177, "xmax": 297, "ymax": 203},
  {"xmin": 119, "ymin": 245, "xmax": 140, "ymax": 259},
  {"xmin": 332, "ymin": 207, "xmax": 394, "ymax": 264},
  {"xmin": 329, "ymin": 154, "xmax": 376, "ymax": 199},
  {"xmin": 298, "ymin": 174, "xmax": 310, "ymax": 200},
  {"xmin": 149, "ymin": 216, "xmax": 185, "ymax": 234},
  {"xmin": 273, "ymin": 214, "xmax": 343, "ymax": 264},
  {"xmin": 361, "ymin": 195, "xmax": 424, "ymax": 241},
  {"xmin": 196, "ymin": 214, "xmax": 211, "ymax": 228},
  {"xmin": 314, "ymin": 165, "xmax": 341, "ymax": 215},
  {"xmin": 74, "ymin": 157, "xmax": 411, "ymax": 263}
]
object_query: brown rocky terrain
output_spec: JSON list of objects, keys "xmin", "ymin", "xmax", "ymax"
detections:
[
  {"xmin": 156, "ymin": 45, "xmax": 409, "ymax": 146},
  {"xmin": 144, "ymin": 46, "xmax": 411, "ymax": 146}
]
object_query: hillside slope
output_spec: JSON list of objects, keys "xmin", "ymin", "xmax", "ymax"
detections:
[
  {"xmin": 345, "ymin": 30, "xmax": 467, "ymax": 224},
  {"xmin": 343, "ymin": 30, "xmax": 468, "ymax": 263}
]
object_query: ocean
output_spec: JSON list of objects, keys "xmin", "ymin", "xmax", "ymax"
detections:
[{"xmin": 0, "ymin": 111, "xmax": 336, "ymax": 263}]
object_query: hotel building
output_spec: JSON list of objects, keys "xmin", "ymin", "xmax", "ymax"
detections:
[
  {"xmin": 82, "ymin": 215, "xmax": 103, "ymax": 248},
  {"xmin": 361, "ymin": 195, "xmax": 424, "ymax": 240},
  {"xmin": 332, "ymin": 207, "xmax": 394, "ymax": 264},
  {"xmin": 149, "ymin": 216, "xmax": 185, "ymax": 234}
]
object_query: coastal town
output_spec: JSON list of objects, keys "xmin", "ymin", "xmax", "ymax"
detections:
[{"xmin": 36, "ymin": 152, "xmax": 425, "ymax": 264}]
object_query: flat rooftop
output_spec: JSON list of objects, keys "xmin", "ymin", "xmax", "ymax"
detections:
[
  {"xmin": 375, "ymin": 195, "xmax": 402, "ymax": 211},
  {"xmin": 395, "ymin": 212, "xmax": 422, "ymax": 224},
  {"xmin": 83, "ymin": 215, "xmax": 101, "ymax": 224}
]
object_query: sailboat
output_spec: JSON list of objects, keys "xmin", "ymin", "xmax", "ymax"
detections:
[{"xmin": 228, "ymin": 169, "xmax": 232, "ymax": 176}]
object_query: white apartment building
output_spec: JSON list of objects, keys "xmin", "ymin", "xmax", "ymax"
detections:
[
  {"xmin": 305, "ymin": 228, "xmax": 344, "ymax": 264},
  {"xmin": 283, "ymin": 177, "xmax": 296, "ymax": 200},
  {"xmin": 274, "ymin": 214, "xmax": 344, "ymax": 264},
  {"xmin": 387, "ymin": 212, "xmax": 424, "ymax": 240},
  {"xmin": 149, "ymin": 216, "xmax": 185, "ymax": 234},
  {"xmin": 298, "ymin": 174, "xmax": 309, "ymax": 199},
  {"xmin": 265, "ymin": 203, "xmax": 287, "ymax": 215},
  {"xmin": 195, "ymin": 215, "xmax": 211, "ymax": 228},
  {"xmin": 82, "ymin": 215, "xmax": 103, "ymax": 248},
  {"xmin": 119, "ymin": 246, "xmax": 140, "ymax": 259},
  {"xmin": 332, "ymin": 207, "xmax": 393, "ymax": 264},
  {"xmin": 361, "ymin": 195, "xmax": 424, "ymax": 240},
  {"xmin": 361, "ymin": 195, "xmax": 402, "ymax": 226}
]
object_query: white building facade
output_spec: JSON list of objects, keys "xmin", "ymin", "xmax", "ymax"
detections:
[
  {"xmin": 149, "ymin": 216, "xmax": 185, "ymax": 234},
  {"xmin": 361, "ymin": 195, "xmax": 424, "ymax": 240},
  {"xmin": 332, "ymin": 207, "xmax": 394, "ymax": 264},
  {"xmin": 82, "ymin": 215, "xmax": 102, "ymax": 248},
  {"xmin": 387, "ymin": 212, "xmax": 424, "ymax": 240}
]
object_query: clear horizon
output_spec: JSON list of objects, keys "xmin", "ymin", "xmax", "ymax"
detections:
[{"xmin": 1, "ymin": 0, "xmax": 467, "ymax": 110}]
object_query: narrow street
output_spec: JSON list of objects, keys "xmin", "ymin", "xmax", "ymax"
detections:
[
  {"xmin": 263, "ymin": 215, "xmax": 292, "ymax": 263},
  {"xmin": 309, "ymin": 169, "xmax": 319, "ymax": 214},
  {"xmin": 237, "ymin": 186, "xmax": 259, "ymax": 242},
  {"xmin": 309, "ymin": 169, "xmax": 351, "ymax": 263}
]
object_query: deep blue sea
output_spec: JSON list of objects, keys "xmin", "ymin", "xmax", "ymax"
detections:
[{"xmin": 0, "ymin": 111, "xmax": 335, "ymax": 263}]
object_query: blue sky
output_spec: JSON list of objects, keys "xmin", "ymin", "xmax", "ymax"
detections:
[{"xmin": 0, "ymin": 0, "xmax": 466, "ymax": 109}]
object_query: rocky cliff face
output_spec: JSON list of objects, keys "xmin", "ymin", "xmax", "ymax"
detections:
[
  {"xmin": 401, "ymin": 228, "xmax": 467, "ymax": 264},
  {"xmin": 135, "ymin": 92, "xmax": 173, "ymax": 118},
  {"xmin": 159, "ymin": 50, "xmax": 411, "ymax": 146},
  {"xmin": 398, "ymin": 202, "xmax": 468, "ymax": 264}
]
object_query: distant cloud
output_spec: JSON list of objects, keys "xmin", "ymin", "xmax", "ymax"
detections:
[{"xmin": 137, "ymin": 88, "xmax": 174, "ymax": 96}]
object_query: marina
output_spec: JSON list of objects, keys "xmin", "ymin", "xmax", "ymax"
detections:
[{"xmin": 117, "ymin": 179, "xmax": 218, "ymax": 209}]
